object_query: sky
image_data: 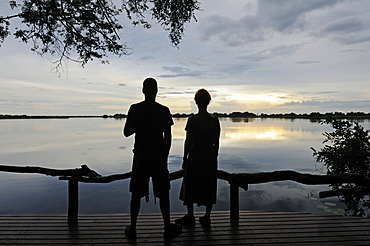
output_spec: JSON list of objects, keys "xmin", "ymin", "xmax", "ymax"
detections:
[{"xmin": 1, "ymin": 0, "xmax": 370, "ymax": 116}]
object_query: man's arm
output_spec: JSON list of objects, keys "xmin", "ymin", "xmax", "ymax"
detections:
[
  {"xmin": 163, "ymin": 126, "xmax": 172, "ymax": 156},
  {"xmin": 123, "ymin": 120, "xmax": 134, "ymax": 137},
  {"xmin": 123, "ymin": 107, "xmax": 135, "ymax": 137}
]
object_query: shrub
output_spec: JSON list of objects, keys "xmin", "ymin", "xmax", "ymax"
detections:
[{"xmin": 312, "ymin": 119, "xmax": 370, "ymax": 216}]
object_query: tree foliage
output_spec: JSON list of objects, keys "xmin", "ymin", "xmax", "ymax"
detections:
[
  {"xmin": 0, "ymin": 0, "xmax": 200, "ymax": 67},
  {"xmin": 312, "ymin": 119, "xmax": 370, "ymax": 216}
]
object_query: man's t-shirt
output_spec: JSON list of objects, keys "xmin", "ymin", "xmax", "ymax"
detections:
[{"xmin": 126, "ymin": 101, "xmax": 173, "ymax": 153}]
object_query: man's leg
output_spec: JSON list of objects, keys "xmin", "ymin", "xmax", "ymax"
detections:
[
  {"xmin": 125, "ymin": 195, "xmax": 141, "ymax": 238},
  {"xmin": 130, "ymin": 195, "xmax": 141, "ymax": 229},
  {"xmin": 159, "ymin": 196, "xmax": 171, "ymax": 227},
  {"xmin": 160, "ymin": 196, "xmax": 182, "ymax": 237},
  {"xmin": 153, "ymin": 167, "xmax": 171, "ymax": 227},
  {"xmin": 153, "ymin": 167, "xmax": 181, "ymax": 237}
]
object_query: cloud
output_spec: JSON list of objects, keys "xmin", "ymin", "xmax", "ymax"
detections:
[
  {"xmin": 235, "ymin": 44, "xmax": 302, "ymax": 70},
  {"xmin": 213, "ymin": 62, "xmax": 261, "ymax": 77},
  {"xmin": 199, "ymin": 0, "xmax": 343, "ymax": 46},
  {"xmin": 139, "ymin": 55, "xmax": 155, "ymax": 61},
  {"xmin": 257, "ymin": 44, "xmax": 303, "ymax": 59},
  {"xmin": 199, "ymin": 15, "xmax": 267, "ymax": 46},
  {"xmin": 318, "ymin": 17, "xmax": 370, "ymax": 44},
  {"xmin": 257, "ymin": 0, "xmax": 343, "ymax": 32},
  {"xmin": 339, "ymin": 48, "xmax": 366, "ymax": 53},
  {"xmin": 333, "ymin": 34, "xmax": 370, "ymax": 45},
  {"xmin": 280, "ymin": 99, "xmax": 370, "ymax": 113},
  {"xmin": 322, "ymin": 17, "xmax": 367, "ymax": 34},
  {"xmin": 158, "ymin": 66, "xmax": 205, "ymax": 78},
  {"xmin": 164, "ymin": 91, "xmax": 195, "ymax": 95},
  {"xmin": 298, "ymin": 91, "xmax": 338, "ymax": 95},
  {"xmin": 295, "ymin": 60, "xmax": 320, "ymax": 65}
]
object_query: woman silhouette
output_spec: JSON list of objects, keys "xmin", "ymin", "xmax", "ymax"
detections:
[{"xmin": 176, "ymin": 89, "xmax": 221, "ymax": 227}]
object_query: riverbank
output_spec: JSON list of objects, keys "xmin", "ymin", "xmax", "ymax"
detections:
[{"xmin": 1, "ymin": 111, "xmax": 370, "ymax": 120}]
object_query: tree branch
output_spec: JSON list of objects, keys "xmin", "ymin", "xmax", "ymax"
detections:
[
  {"xmin": 320, "ymin": 187, "xmax": 370, "ymax": 198},
  {"xmin": 0, "ymin": 14, "xmax": 21, "ymax": 21}
]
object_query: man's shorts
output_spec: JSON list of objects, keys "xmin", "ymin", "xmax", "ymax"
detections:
[{"xmin": 130, "ymin": 151, "xmax": 170, "ymax": 199}]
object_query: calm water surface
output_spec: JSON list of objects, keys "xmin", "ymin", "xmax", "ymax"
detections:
[{"xmin": 1, "ymin": 118, "xmax": 368, "ymax": 215}]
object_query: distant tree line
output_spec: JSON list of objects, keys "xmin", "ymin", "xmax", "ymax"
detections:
[
  {"xmin": 173, "ymin": 111, "xmax": 370, "ymax": 119},
  {"xmin": 0, "ymin": 114, "xmax": 96, "ymax": 119},
  {"xmin": 1, "ymin": 111, "xmax": 370, "ymax": 120},
  {"xmin": 258, "ymin": 111, "xmax": 370, "ymax": 119},
  {"xmin": 2, "ymin": 111, "xmax": 370, "ymax": 120}
]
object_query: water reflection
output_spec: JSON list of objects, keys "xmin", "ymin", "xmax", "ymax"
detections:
[
  {"xmin": 221, "ymin": 118, "xmax": 321, "ymax": 142},
  {"xmin": 0, "ymin": 118, "xmax": 369, "ymax": 215},
  {"xmin": 224, "ymin": 127, "xmax": 286, "ymax": 141}
]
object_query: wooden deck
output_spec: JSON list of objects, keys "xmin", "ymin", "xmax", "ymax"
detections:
[{"xmin": 1, "ymin": 211, "xmax": 370, "ymax": 245}]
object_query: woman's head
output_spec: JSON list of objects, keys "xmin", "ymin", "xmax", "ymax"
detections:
[{"xmin": 194, "ymin": 88, "xmax": 211, "ymax": 106}]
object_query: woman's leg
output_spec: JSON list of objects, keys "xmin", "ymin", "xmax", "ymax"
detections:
[
  {"xmin": 199, "ymin": 204, "xmax": 213, "ymax": 227},
  {"xmin": 187, "ymin": 203, "xmax": 194, "ymax": 217},
  {"xmin": 175, "ymin": 203, "xmax": 195, "ymax": 226},
  {"xmin": 204, "ymin": 204, "xmax": 213, "ymax": 219}
]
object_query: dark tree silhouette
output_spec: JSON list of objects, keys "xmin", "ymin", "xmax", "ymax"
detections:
[
  {"xmin": 312, "ymin": 119, "xmax": 370, "ymax": 217},
  {"xmin": 0, "ymin": 0, "xmax": 200, "ymax": 68}
]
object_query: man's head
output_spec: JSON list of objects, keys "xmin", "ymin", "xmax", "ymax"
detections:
[{"xmin": 142, "ymin": 77, "xmax": 158, "ymax": 100}]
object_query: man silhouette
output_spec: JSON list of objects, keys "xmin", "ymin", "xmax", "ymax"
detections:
[{"xmin": 123, "ymin": 77, "xmax": 181, "ymax": 238}]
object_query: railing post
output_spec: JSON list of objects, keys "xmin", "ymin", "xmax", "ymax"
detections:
[
  {"xmin": 68, "ymin": 179, "xmax": 79, "ymax": 224},
  {"xmin": 230, "ymin": 181, "xmax": 239, "ymax": 221}
]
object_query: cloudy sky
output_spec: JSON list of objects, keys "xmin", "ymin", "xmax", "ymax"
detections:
[{"xmin": 1, "ymin": 0, "xmax": 370, "ymax": 115}]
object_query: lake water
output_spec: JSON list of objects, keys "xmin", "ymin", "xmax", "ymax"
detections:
[{"xmin": 1, "ymin": 117, "xmax": 369, "ymax": 215}]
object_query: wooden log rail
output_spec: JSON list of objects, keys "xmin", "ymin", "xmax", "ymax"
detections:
[
  {"xmin": 0, "ymin": 164, "xmax": 101, "ymax": 178},
  {"xmin": 1, "ymin": 164, "xmax": 370, "ymax": 224}
]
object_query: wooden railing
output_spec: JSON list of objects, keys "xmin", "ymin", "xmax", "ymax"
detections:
[{"xmin": 1, "ymin": 164, "xmax": 370, "ymax": 224}]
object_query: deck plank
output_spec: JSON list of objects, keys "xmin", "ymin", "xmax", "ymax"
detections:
[{"xmin": 1, "ymin": 211, "xmax": 370, "ymax": 245}]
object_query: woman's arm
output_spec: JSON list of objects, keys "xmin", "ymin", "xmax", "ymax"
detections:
[
  {"xmin": 182, "ymin": 131, "xmax": 192, "ymax": 170},
  {"xmin": 214, "ymin": 118, "xmax": 221, "ymax": 157}
]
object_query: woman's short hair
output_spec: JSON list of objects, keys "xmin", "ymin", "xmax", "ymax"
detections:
[{"xmin": 194, "ymin": 88, "xmax": 211, "ymax": 106}]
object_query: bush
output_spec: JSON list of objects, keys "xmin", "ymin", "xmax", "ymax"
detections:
[{"xmin": 312, "ymin": 119, "xmax": 370, "ymax": 216}]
